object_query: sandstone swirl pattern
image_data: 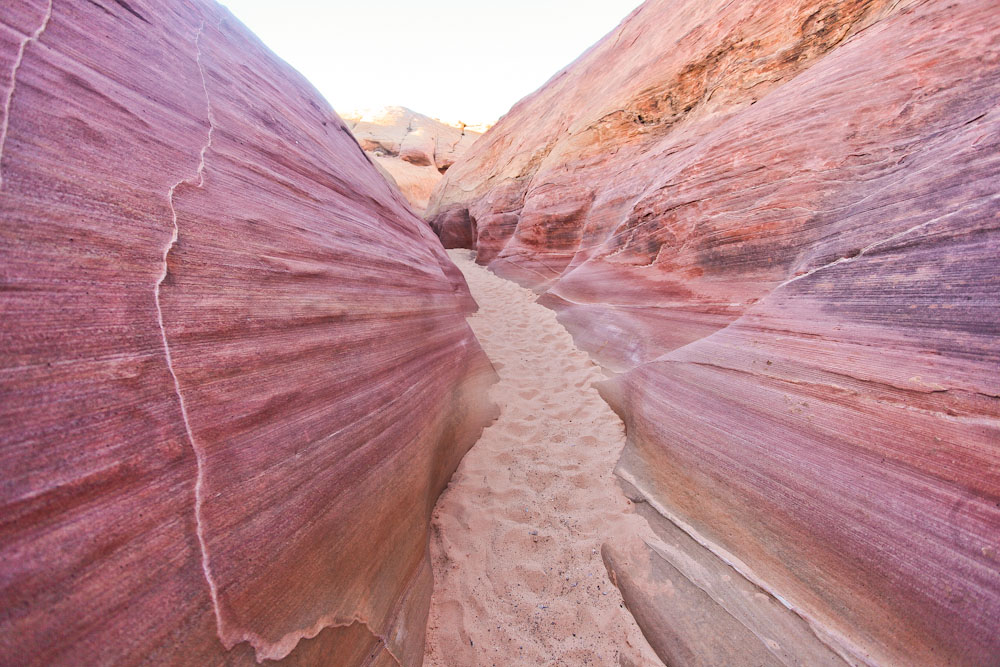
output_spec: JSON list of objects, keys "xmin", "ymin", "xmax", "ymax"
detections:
[
  {"xmin": 428, "ymin": 0, "xmax": 1000, "ymax": 664},
  {"xmin": 0, "ymin": 1, "xmax": 496, "ymax": 664}
]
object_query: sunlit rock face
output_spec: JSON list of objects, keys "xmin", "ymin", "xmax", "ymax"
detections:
[
  {"xmin": 344, "ymin": 107, "xmax": 481, "ymax": 215},
  {"xmin": 0, "ymin": 1, "xmax": 496, "ymax": 664},
  {"xmin": 428, "ymin": 0, "xmax": 1000, "ymax": 663}
]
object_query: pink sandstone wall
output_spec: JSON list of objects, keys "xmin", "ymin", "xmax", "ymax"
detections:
[
  {"xmin": 0, "ymin": 1, "xmax": 496, "ymax": 663},
  {"xmin": 428, "ymin": 0, "xmax": 1000, "ymax": 663}
]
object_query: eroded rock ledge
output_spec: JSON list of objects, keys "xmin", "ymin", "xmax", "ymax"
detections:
[
  {"xmin": 343, "ymin": 107, "xmax": 481, "ymax": 216},
  {"xmin": 428, "ymin": 0, "xmax": 1000, "ymax": 664},
  {"xmin": 0, "ymin": 1, "xmax": 496, "ymax": 663}
]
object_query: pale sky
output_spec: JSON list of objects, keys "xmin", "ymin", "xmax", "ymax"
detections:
[{"xmin": 220, "ymin": 0, "xmax": 644, "ymax": 127}]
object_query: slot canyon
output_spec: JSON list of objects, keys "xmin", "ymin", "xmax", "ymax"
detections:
[{"xmin": 1, "ymin": 0, "xmax": 997, "ymax": 666}]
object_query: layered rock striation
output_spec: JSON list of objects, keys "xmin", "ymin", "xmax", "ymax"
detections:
[
  {"xmin": 0, "ymin": 1, "xmax": 495, "ymax": 664},
  {"xmin": 428, "ymin": 0, "xmax": 1000, "ymax": 664},
  {"xmin": 344, "ymin": 107, "xmax": 481, "ymax": 216}
]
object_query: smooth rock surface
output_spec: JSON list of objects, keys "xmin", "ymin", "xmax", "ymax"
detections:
[
  {"xmin": 0, "ymin": 1, "xmax": 496, "ymax": 664},
  {"xmin": 344, "ymin": 107, "xmax": 480, "ymax": 215},
  {"xmin": 428, "ymin": 0, "xmax": 1000, "ymax": 664}
]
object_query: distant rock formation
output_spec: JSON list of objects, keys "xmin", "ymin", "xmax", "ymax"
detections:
[
  {"xmin": 344, "ymin": 107, "xmax": 481, "ymax": 215},
  {"xmin": 428, "ymin": 0, "xmax": 1000, "ymax": 664},
  {"xmin": 0, "ymin": 1, "xmax": 496, "ymax": 664}
]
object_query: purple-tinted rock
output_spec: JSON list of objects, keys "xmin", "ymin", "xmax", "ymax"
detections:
[
  {"xmin": 428, "ymin": 0, "xmax": 1000, "ymax": 663},
  {"xmin": 0, "ymin": 1, "xmax": 495, "ymax": 664}
]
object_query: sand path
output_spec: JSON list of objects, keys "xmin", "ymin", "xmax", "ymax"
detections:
[{"xmin": 423, "ymin": 250, "xmax": 660, "ymax": 666}]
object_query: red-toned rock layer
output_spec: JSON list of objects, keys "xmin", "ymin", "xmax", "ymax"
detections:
[
  {"xmin": 428, "ymin": 0, "xmax": 1000, "ymax": 664},
  {"xmin": 0, "ymin": 1, "xmax": 496, "ymax": 664}
]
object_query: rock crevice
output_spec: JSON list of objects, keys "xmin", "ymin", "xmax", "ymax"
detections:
[
  {"xmin": 154, "ymin": 17, "xmax": 223, "ymax": 653},
  {"xmin": 0, "ymin": 0, "xmax": 52, "ymax": 190}
]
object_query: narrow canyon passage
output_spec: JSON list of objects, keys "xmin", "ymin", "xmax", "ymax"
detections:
[{"xmin": 424, "ymin": 250, "xmax": 660, "ymax": 665}]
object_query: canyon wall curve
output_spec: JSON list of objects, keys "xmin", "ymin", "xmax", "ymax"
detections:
[
  {"xmin": 428, "ymin": 0, "xmax": 1000, "ymax": 664},
  {"xmin": 0, "ymin": 1, "xmax": 497, "ymax": 664}
]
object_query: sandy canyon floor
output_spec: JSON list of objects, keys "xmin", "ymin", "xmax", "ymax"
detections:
[{"xmin": 424, "ymin": 250, "xmax": 660, "ymax": 666}]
